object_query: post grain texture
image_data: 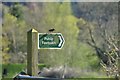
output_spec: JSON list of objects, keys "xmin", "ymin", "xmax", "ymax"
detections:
[{"xmin": 27, "ymin": 29, "xmax": 38, "ymax": 76}]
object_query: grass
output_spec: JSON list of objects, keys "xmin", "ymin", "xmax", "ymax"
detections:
[
  {"xmin": 2, "ymin": 63, "xmax": 46, "ymax": 78},
  {"xmin": 2, "ymin": 63, "xmax": 108, "ymax": 79},
  {"xmin": 2, "ymin": 64, "xmax": 26, "ymax": 78}
]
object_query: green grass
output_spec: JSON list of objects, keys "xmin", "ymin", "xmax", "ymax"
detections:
[
  {"xmin": 2, "ymin": 63, "xmax": 46, "ymax": 78},
  {"xmin": 2, "ymin": 64, "xmax": 108, "ymax": 79},
  {"xmin": 2, "ymin": 64, "xmax": 26, "ymax": 78},
  {"xmin": 38, "ymin": 64, "xmax": 47, "ymax": 69}
]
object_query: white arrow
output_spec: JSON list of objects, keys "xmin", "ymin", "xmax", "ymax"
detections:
[{"xmin": 58, "ymin": 36, "xmax": 63, "ymax": 47}]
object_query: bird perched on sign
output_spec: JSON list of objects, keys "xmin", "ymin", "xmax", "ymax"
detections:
[{"xmin": 49, "ymin": 28, "xmax": 55, "ymax": 32}]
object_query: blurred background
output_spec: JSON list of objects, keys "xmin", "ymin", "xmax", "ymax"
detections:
[{"xmin": 1, "ymin": 2, "xmax": 119, "ymax": 79}]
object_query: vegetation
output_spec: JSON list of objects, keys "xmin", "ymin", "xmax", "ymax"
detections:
[
  {"xmin": 2, "ymin": 64, "xmax": 26, "ymax": 78},
  {"xmin": 1, "ymin": 2, "xmax": 119, "ymax": 78},
  {"xmin": 2, "ymin": 64, "xmax": 46, "ymax": 78}
]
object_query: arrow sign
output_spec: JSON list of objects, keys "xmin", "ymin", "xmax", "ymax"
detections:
[{"xmin": 38, "ymin": 33, "xmax": 65, "ymax": 49}]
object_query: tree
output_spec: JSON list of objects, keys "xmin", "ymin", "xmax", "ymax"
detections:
[
  {"xmin": 76, "ymin": 2, "xmax": 119, "ymax": 77},
  {"xmin": 2, "ymin": 4, "xmax": 28, "ymax": 63},
  {"xmin": 38, "ymin": 2, "xmax": 79, "ymax": 67},
  {"xmin": 10, "ymin": 2, "xmax": 23, "ymax": 20}
]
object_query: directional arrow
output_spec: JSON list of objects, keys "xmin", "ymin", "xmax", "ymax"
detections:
[{"xmin": 58, "ymin": 36, "xmax": 63, "ymax": 47}]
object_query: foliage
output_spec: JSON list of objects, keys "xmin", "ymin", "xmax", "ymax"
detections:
[
  {"xmin": 2, "ymin": 1, "xmax": 101, "ymax": 69},
  {"xmin": 2, "ymin": 5, "xmax": 27, "ymax": 63},
  {"xmin": 2, "ymin": 64, "xmax": 45, "ymax": 78},
  {"xmin": 23, "ymin": 2, "xmax": 81, "ymax": 67},
  {"xmin": 75, "ymin": 2, "xmax": 119, "ymax": 78},
  {"xmin": 10, "ymin": 3, "xmax": 23, "ymax": 20},
  {"xmin": 2, "ymin": 2, "xmax": 118, "ymax": 78},
  {"xmin": 2, "ymin": 64, "xmax": 26, "ymax": 78}
]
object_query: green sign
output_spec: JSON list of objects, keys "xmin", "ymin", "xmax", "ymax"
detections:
[{"xmin": 38, "ymin": 33, "xmax": 65, "ymax": 49}]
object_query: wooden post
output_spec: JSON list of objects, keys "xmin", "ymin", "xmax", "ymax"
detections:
[{"xmin": 27, "ymin": 29, "xmax": 38, "ymax": 76}]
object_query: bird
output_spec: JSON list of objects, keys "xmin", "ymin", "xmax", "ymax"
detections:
[{"xmin": 49, "ymin": 28, "xmax": 55, "ymax": 32}]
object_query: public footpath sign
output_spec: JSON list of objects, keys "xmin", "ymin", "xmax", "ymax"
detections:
[
  {"xmin": 38, "ymin": 33, "xmax": 65, "ymax": 49},
  {"xmin": 27, "ymin": 29, "xmax": 65, "ymax": 76}
]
